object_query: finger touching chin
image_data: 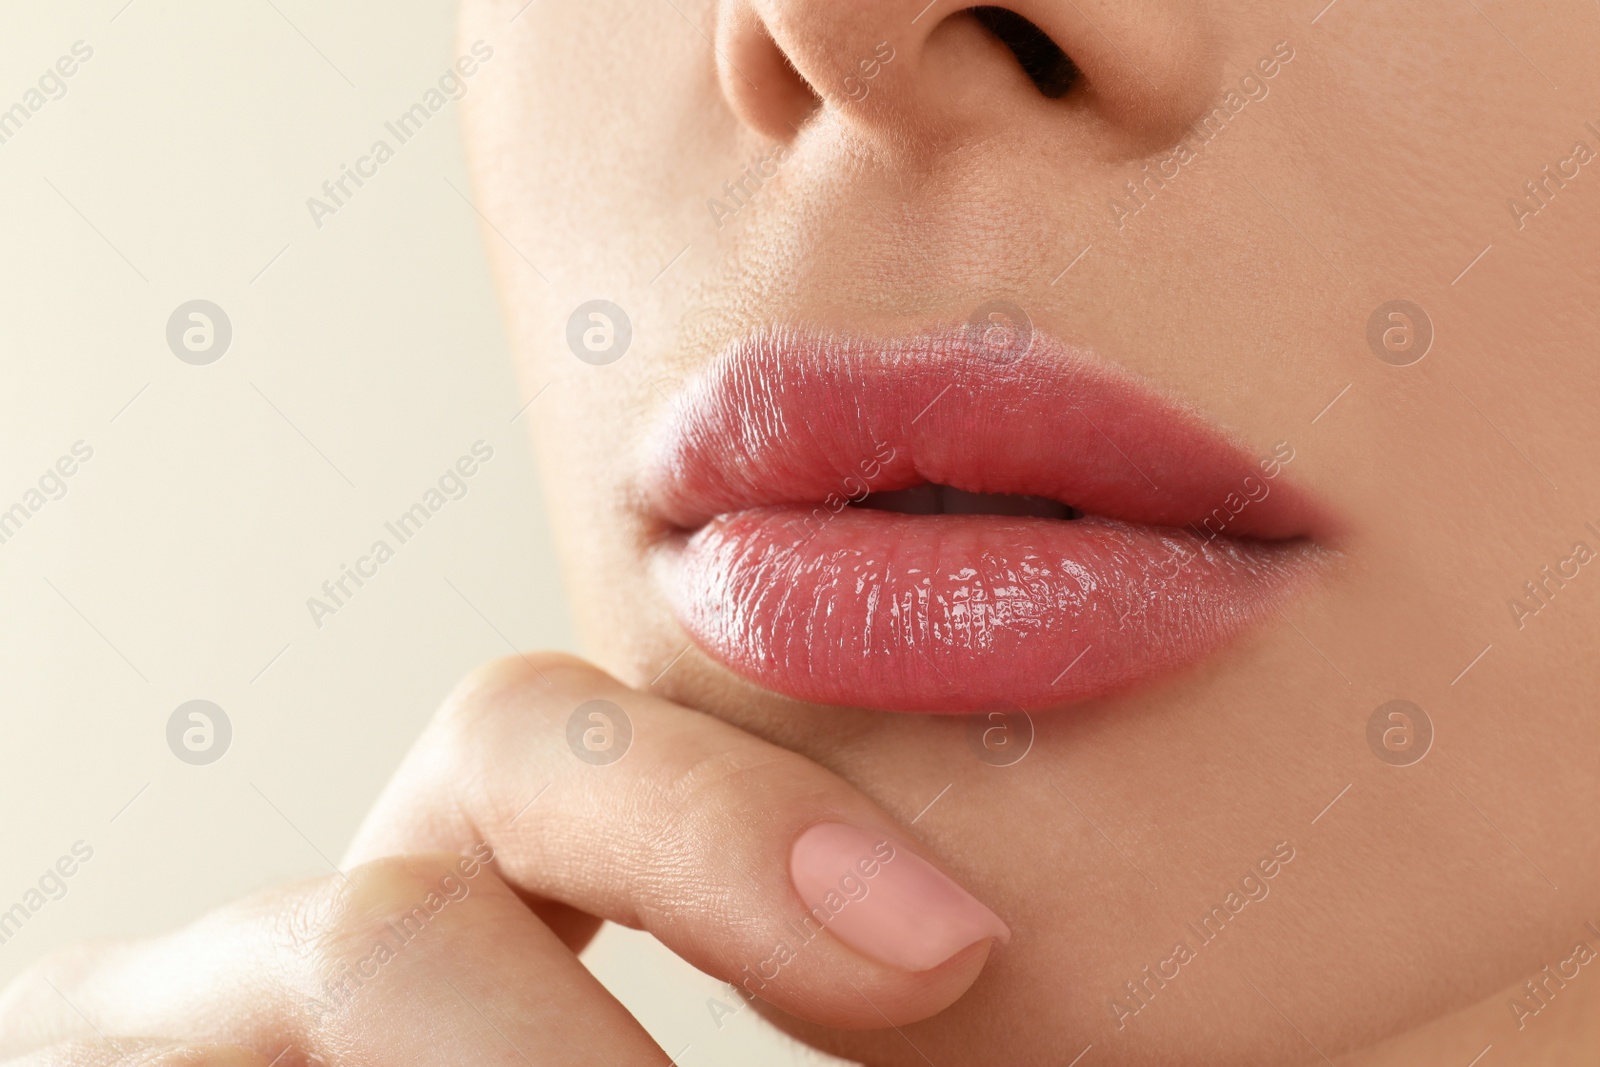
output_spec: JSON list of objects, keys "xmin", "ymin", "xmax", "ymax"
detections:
[{"xmin": 344, "ymin": 652, "xmax": 1011, "ymax": 1029}]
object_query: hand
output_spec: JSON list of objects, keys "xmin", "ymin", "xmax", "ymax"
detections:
[{"xmin": 0, "ymin": 654, "xmax": 1009, "ymax": 1065}]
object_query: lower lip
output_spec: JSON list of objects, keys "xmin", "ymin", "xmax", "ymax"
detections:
[{"xmin": 656, "ymin": 506, "xmax": 1321, "ymax": 713}]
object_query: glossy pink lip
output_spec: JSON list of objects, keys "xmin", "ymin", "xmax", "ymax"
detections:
[{"xmin": 644, "ymin": 325, "xmax": 1334, "ymax": 713}]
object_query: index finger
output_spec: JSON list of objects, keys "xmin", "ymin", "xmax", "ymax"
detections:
[{"xmin": 343, "ymin": 653, "xmax": 1010, "ymax": 1030}]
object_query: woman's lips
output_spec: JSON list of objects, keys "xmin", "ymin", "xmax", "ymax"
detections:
[{"xmin": 644, "ymin": 326, "xmax": 1334, "ymax": 713}]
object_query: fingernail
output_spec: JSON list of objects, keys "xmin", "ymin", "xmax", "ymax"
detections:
[{"xmin": 789, "ymin": 822, "xmax": 1010, "ymax": 972}]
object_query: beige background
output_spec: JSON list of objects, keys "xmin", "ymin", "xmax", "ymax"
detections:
[{"xmin": 0, "ymin": 2, "xmax": 840, "ymax": 1062}]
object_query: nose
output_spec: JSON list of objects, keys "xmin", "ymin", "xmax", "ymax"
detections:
[{"xmin": 715, "ymin": 0, "xmax": 1218, "ymax": 152}]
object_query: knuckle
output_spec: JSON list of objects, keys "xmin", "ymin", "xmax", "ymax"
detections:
[
  {"xmin": 278, "ymin": 853, "xmax": 505, "ymax": 1020},
  {"xmin": 461, "ymin": 651, "xmax": 599, "ymax": 704},
  {"xmin": 276, "ymin": 853, "xmax": 501, "ymax": 977},
  {"xmin": 436, "ymin": 652, "xmax": 606, "ymax": 737}
]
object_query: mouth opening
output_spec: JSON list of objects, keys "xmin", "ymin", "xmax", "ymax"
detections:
[{"xmin": 856, "ymin": 484, "xmax": 1082, "ymax": 520}]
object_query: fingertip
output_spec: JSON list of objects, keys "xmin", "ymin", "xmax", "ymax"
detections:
[
  {"xmin": 849, "ymin": 935, "xmax": 1002, "ymax": 1029},
  {"xmin": 743, "ymin": 934, "xmax": 1001, "ymax": 1038},
  {"xmin": 789, "ymin": 823, "xmax": 1010, "ymax": 973}
]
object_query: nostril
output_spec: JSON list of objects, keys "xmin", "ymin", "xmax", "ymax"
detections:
[
  {"xmin": 717, "ymin": 6, "xmax": 822, "ymax": 141},
  {"xmin": 971, "ymin": 7, "xmax": 1079, "ymax": 99}
]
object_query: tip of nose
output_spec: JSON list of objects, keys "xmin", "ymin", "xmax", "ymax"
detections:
[{"xmin": 716, "ymin": 0, "xmax": 1220, "ymax": 153}]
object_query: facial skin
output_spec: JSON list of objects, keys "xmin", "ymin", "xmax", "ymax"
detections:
[{"xmin": 460, "ymin": 0, "xmax": 1600, "ymax": 1063}]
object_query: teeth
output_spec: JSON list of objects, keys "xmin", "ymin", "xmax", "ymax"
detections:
[{"xmin": 858, "ymin": 485, "xmax": 1078, "ymax": 519}]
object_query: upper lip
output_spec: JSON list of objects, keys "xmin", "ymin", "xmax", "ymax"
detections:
[{"xmin": 645, "ymin": 324, "xmax": 1332, "ymax": 542}]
